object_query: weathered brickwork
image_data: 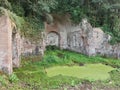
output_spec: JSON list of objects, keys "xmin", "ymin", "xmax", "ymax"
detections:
[
  {"xmin": 0, "ymin": 15, "xmax": 119, "ymax": 74},
  {"xmin": 0, "ymin": 15, "xmax": 44, "ymax": 74},
  {"xmin": 0, "ymin": 15, "xmax": 12, "ymax": 75},
  {"xmin": 45, "ymin": 18, "xmax": 120, "ymax": 59}
]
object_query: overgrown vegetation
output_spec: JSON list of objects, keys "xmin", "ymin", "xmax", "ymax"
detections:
[
  {"xmin": 52, "ymin": 0, "xmax": 120, "ymax": 44},
  {"xmin": 0, "ymin": 0, "xmax": 120, "ymax": 89},
  {"xmin": 1, "ymin": 47, "xmax": 120, "ymax": 89},
  {"xmin": 0, "ymin": 0, "xmax": 52, "ymax": 42},
  {"xmin": 0, "ymin": 7, "xmax": 24, "ymax": 31},
  {"xmin": 0, "ymin": 0, "xmax": 120, "ymax": 44}
]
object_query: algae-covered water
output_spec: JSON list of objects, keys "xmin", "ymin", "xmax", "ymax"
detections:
[{"xmin": 46, "ymin": 63, "xmax": 115, "ymax": 81}]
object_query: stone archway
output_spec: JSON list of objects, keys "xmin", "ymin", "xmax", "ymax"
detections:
[{"xmin": 46, "ymin": 32, "xmax": 60, "ymax": 46}]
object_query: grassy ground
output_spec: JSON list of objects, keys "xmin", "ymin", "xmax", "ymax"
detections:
[{"xmin": 0, "ymin": 47, "xmax": 120, "ymax": 90}]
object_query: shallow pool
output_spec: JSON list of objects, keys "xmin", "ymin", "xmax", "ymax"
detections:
[{"xmin": 46, "ymin": 63, "xmax": 115, "ymax": 81}]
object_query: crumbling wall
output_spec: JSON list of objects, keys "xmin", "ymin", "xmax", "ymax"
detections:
[
  {"xmin": 21, "ymin": 37, "xmax": 45, "ymax": 56},
  {"xmin": 0, "ymin": 14, "xmax": 119, "ymax": 75},
  {"xmin": 66, "ymin": 19, "xmax": 95, "ymax": 56},
  {"xmin": 45, "ymin": 18, "xmax": 120, "ymax": 59},
  {"xmin": 12, "ymin": 29, "xmax": 21, "ymax": 68},
  {"xmin": 0, "ymin": 15, "xmax": 12, "ymax": 74},
  {"xmin": 0, "ymin": 15, "xmax": 45, "ymax": 74}
]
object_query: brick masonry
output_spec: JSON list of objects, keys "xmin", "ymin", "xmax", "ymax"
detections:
[
  {"xmin": 0, "ymin": 15, "xmax": 120, "ymax": 74},
  {"xmin": 45, "ymin": 18, "xmax": 120, "ymax": 59},
  {"xmin": 0, "ymin": 15, "xmax": 12, "ymax": 75}
]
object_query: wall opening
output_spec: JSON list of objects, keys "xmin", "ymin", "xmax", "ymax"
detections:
[{"xmin": 46, "ymin": 32, "xmax": 60, "ymax": 47}]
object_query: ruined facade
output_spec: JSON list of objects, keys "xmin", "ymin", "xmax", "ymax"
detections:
[
  {"xmin": 0, "ymin": 14, "xmax": 120, "ymax": 74},
  {"xmin": 0, "ymin": 15, "xmax": 44, "ymax": 74},
  {"xmin": 45, "ymin": 18, "xmax": 120, "ymax": 59}
]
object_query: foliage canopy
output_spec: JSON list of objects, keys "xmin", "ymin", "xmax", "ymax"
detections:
[{"xmin": 0, "ymin": 0, "xmax": 120, "ymax": 43}]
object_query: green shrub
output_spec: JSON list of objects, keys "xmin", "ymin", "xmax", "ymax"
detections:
[
  {"xmin": 0, "ymin": 7, "xmax": 6, "ymax": 16},
  {"xmin": 0, "ymin": 76, "xmax": 6, "ymax": 85},
  {"xmin": 0, "ymin": 7, "xmax": 24, "ymax": 30},
  {"xmin": 11, "ymin": 3, "xmax": 25, "ymax": 16},
  {"xmin": 46, "ymin": 45, "xmax": 60, "ymax": 51},
  {"xmin": 111, "ymin": 17, "xmax": 120, "ymax": 44},
  {"xmin": 109, "ymin": 69, "xmax": 120, "ymax": 86},
  {"xmin": 9, "ymin": 73, "xmax": 19, "ymax": 83},
  {"xmin": 0, "ymin": 0, "xmax": 11, "ymax": 10}
]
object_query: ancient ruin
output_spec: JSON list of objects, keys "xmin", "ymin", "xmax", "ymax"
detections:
[
  {"xmin": 45, "ymin": 17, "xmax": 120, "ymax": 59},
  {"xmin": 0, "ymin": 14, "xmax": 44, "ymax": 74},
  {"xmin": 0, "ymin": 15, "xmax": 12, "ymax": 74},
  {"xmin": 0, "ymin": 14, "xmax": 120, "ymax": 74}
]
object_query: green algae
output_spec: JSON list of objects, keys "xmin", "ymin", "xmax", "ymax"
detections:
[{"xmin": 46, "ymin": 63, "xmax": 115, "ymax": 81}]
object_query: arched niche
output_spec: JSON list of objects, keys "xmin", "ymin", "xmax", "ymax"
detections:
[{"xmin": 46, "ymin": 31, "xmax": 60, "ymax": 47}]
